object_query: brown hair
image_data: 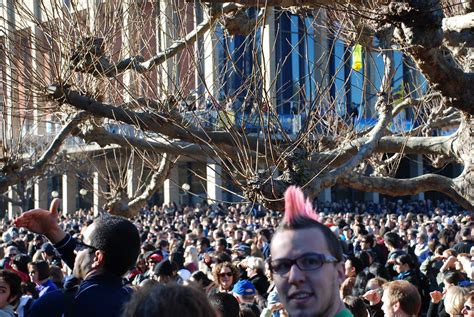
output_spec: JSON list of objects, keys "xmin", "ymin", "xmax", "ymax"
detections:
[
  {"xmin": 212, "ymin": 262, "xmax": 239, "ymax": 287},
  {"xmin": 122, "ymin": 283, "xmax": 216, "ymax": 317},
  {"xmin": 340, "ymin": 277, "xmax": 355, "ymax": 298},
  {"xmin": 383, "ymin": 280, "xmax": 421, "ymax": 316},
  {"xmin": 465, "ymin": 290, "xmax": 474, "ymax": 303}
]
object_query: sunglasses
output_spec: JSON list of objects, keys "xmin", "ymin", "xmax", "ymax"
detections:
[
  {"xmin": 218, "ymin": 272, "xmax": 233, "ymax": 278},
  {"xmin": 75, "ymin": 240, "xmax": 98, "ymax": 252}
]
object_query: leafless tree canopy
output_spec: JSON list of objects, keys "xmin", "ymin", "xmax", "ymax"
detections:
[{"xmin": 0, "ymin": 0, "xmax": 473, "ymax": 215}]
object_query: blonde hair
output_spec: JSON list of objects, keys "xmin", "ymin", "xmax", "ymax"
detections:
[
  {"xmin": 246, "ymin": 256, "xmax": 264, "ymax": 272},
  {"xmin": 444, "ymin": 286, "xmax": 469, "ymax": 316}
]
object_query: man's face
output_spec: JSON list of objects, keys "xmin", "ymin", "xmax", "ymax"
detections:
[
  {"xmin": 344, "ymin": 260, "xmax": 355, "ymax": 277},
  {"xmin": 381, "ymin": 290, "xmax": 395, "ymax": 317},
  {"xmin": 197, "ymin": 242, "xmax": 206, "ymax": 253},
  {"xmin": 271, "ymin": 228, "xmax": 344, "ymax": 317},
  {"xmin": 28, "ymin": 265, "xmax": 40, "ymax": 284},
  {"xmin": 360, "ymin": 238, "xmax": 370, "ymax": 250},
  {"xmin": 73, "ymin": 223, "xmax": 96, "ymax": 279}
]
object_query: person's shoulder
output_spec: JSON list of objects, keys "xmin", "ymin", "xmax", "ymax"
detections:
[
  {"xmin": 0, "ymin": 305, "xmax": 16, "ymax": 317},
  {"xmin": 28, "ymin": 289, "xmax": 65, "ymax": 317}
]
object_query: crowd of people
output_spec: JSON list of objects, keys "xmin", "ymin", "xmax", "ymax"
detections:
[{"xmin": 0, "ymin": 190, "xmax": 472, "ymax": 317}]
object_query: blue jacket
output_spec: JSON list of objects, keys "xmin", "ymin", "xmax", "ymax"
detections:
[{"xmin": 27, "ymin": 234, "xmax": 133, "ymax": 317}]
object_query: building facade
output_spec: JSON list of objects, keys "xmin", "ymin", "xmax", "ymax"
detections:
[{"xmin": 0, "ymin": 1, "xmax": 460, "ymax": 217}]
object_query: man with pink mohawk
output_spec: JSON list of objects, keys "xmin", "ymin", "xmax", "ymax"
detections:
[{"xmin": 270, "ymin": 186, "xmax": 352, "ymax": 317}]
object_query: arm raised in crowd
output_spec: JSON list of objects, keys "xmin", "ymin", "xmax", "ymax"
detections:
[{"xmin": 13, "ymin": 198, "xmax": 66, "ymax": 244}]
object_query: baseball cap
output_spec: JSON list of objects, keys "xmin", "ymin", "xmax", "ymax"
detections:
[
  {"xmin": 41, "ymin": 242, "xmax": 56, "ymax": 256},
  {"xmin": 154, "ymin": 259, "xmax": 174, "ymax": 277},
  {"xmin": 236, "ymin": 244, "xmax": 251, "ymax": 254},
  {"xmin": 232, "ymin": 280, "xmax": 256, "ymax": 296},
  {"xmin": 148, "ymin": 253, "xmax": 163, "ymax": 263}
]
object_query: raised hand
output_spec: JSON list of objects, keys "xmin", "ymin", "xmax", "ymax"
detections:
[
  {"xmin": 429, "ymin": 290, "xmax": 443, "ymax": 304},
  {"xmin": 14, "ymin": 198, "xmax": 66, "ymax": 243},
  {"xmin": 363, "ymin": 288, "xmax": 382, "ymax": 305}
]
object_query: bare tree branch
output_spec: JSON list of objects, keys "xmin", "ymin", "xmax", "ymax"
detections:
[
  {"xmin": 106, "ymin": 154, "xmax": 173, "ymax": 218},
  {"xmin": 442, "ymin": 12, "xmax": 474, "ymax": 32},
  {"xmin": 46, "ymin": 86, "xmax": 261, "ymax": 153},
  {"xmin": 78, "ymin": 125, "xmax": 247, "ymax": 159},
  {"xmin": 74, "ymin": 3, "xmax": 244, "ymax": 77},
  {"xmin": 0, "ymin": 111, "xmax": 87, "ymax": 193},
  {"xmin": 338, "ymin": 172, "xmax": 473, "ymax": 210},
  {"xmin": 313, "ymin": 135, "xmax": 456, "ymax": 167},
  {"xmin": 307, "ymin": 27, "xmax": 396, "ymax": 196}
]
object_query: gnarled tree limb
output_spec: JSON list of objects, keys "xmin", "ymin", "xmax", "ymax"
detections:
[
  {"xmin": 338, "ymin": 172, "xmax": 473, "ymax": 210},
  {"xmin": 0, "ymin": 111, "xmax": 87, "ymax": 193}
]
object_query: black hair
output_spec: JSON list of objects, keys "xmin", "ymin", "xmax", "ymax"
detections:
[
  {"xmin": 384, "ymin": 232, "xmax": 402, "ymax": 249},
  {"xmin": 368, "ymin": 262, "xmax": 390, "ymax": 280},
  {"xmin": 216, "ymin": 238, "xmax": 227, "ymax": 248},
  {"xmin": 198, "ymin": 237, "xmax": 210, "ymax": 248},
  {"xmin": 208, "ymin": 292, "xmax": 240, "ymax": 317},
  {"xmin": 257, "ymin": 228, "xmax": 272, "ymax": 241},
  {"xmin": 190, "ymin": 271, "xmax": 212, "ymax": 288},
  {"xmin": 353, "ymin": 271, "xmax": 375, "ymax": 297},
  {"xmin": 354, "ymin": 251, "xmax": 371, "ymax": 270},
  {"xmin": 0, "ymin": 270, "xmax": 21, "ymax": 304},
  {"xmin": 123, "ymin": 283, "xmax": 216, "ymax": 317},
  {"xmin": 396, "ymin": 254, "xmax": 414, "ymax": 268},
  {"xmin": 443, "ymin": 271, "xmax": 466, "ymax": 286},
  {"xmin": 13, "ymin": 254, "xmax": 31, "ymax": 274},
  {"xmin": 21, "ymin": 281, "xmax": 39, "ymax": 299},
  {"xmin": 343, "ymin": 295, "xmax": 368, "ymax": 317},
  {"xmin": 347, "ymin": 255, "xmax": 364, "ymax": 276},
  {"xmin": 89, "ymin": 215, "xmax": 140, "ymax": 276},
  {"xmin": 30, "ymin": 260, "xmax": 51, "ymax": 281}
]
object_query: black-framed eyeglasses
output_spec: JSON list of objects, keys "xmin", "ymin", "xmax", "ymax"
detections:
[
  {"xmin": 75, "ymin": 240, "xmax": 98, "ymax": 252},
  {"xmin": 270, "ymin": 252, "xmax": 339, "ymax": 275}
]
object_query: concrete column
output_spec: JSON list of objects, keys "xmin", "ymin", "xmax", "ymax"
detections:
[
  {"xmin": 122, "ymin": 0, "xmax": 140, "ymax": 102},
  {"xmin": 365, "ymin": 49, "xmax": 378, "ymax": 118},
  {"xmin": 411, "ymin": 154, "xmax": 425, "ymax": 201},
  {"xmin": 194, "ymin": 3, "xmax": 205, "ymax": 97},
  {"xmin": 8, "ymin": 186, "xmax": 20, "ymax": 220},
  {"xmin": 158, "ymin": 1, "xmax": 177, "ymax": 94},
  {"xmin": 62, "ymin": 172, "xmax": 78, "ymax": 214},
  {"xmin": 30, "ymin": 0, "xmax": 47, "ymax": 139},
  {"xmin": 262, "ymin": 8, "xmax": 277, "ymax": 108},
  {"xmin": 207, "ymin": 160, "xmax": 222, "ymax": 204},
  {"xmin": 202, "ymin": 8, "xmax": 219, "ymax": 97},
  {"xmin": 318, "ymin": 188, "xmax": 332, "ymax": 203},
  {"xmin": 3, "ymin": 0, "xmax": 20, "ymax": 144},
  {"xmin": 365, "ymin": 192, "xmax": 380, "ymax": 204},
  {"xmin": 127, "ymin": 163, "xmax": 141, "ymax": 198},
  {"xmin": 164, "ymin": 166, "xmax": 180, "ymax": 205},
  {"xmin": 313, "ymin": 9, "xmax": 329, "ymax": 89},
  {"xmin": 34, "ymin": 179, "xmax": 48, "ymax": 210},
  {"xmin": 93, "ymin": 172, "xmax": 106, "ymax": 217}
]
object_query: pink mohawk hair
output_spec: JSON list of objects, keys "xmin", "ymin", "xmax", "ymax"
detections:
[{"xmin": 283, "ymin": 186, "xmax": 319, "ymax": 224}]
